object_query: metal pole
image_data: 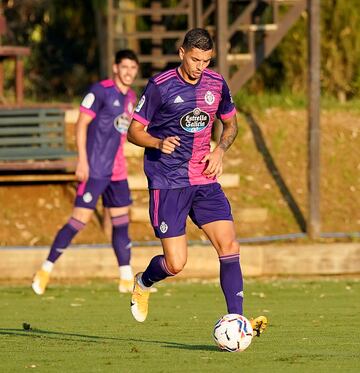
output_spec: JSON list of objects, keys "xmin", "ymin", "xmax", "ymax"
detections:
[
  {"xmin": 216, "ymin": 0, "xmax": 228, "ymax": 80},
  {"xmin": 194, "ymin": 0, "xmax": 203, "ymax": 28},
  {"xmin": 307, "ymin": 0, "xmax": 321, "ymax": 238},
  {"xmin": 106, "ymin": 0, "xmax": 114, "ymax": 77}
]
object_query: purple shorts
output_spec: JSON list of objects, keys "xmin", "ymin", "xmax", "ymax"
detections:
[
  {"xmin": 149, "ymin": 183, "xmax": 233, "ymax": 238},
  {"xmin": 75, "ymin": 178, "xmax": 132, "ymax": 209}
]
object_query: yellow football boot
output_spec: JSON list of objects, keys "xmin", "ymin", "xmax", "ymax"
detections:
[
  {"xmin": 31, "ymin": 269, "xmax": 50, "ymax": 295},
  {"xmin": 130, "ymin": 273, "xmax": 151, "ymax": 322},
  {"xmin": 118, "ymin": 278, "xmax": 134, "ymax": 293},
  {"xmin": 250, "ymin": 315, "xmax": 268, "ymax": 337}
]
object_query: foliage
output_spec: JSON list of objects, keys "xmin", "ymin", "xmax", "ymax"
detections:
[
  {"xmin": 1, "ymin": 1, "xmax": 360, "ymax": 101},
  {"xmin": 234, "ymin": 90, "xmax": 360, "ymax": 112},
  {"xmin": 250, "ymin": 1, "xmax": 360, "ymax": 100},
  {"xmin": 2, "ymin": 0, "xmax": 100, "ymax": 101},
  {"xmin": 321, "ymin": 0, "xmax": 360, "ymax": 101}
]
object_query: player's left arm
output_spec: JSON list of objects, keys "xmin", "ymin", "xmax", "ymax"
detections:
[{"xmin": 201, "ymin": 114, "xmax": 238, "ymax": 178}]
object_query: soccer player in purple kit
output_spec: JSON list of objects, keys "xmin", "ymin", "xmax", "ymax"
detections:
[
  {"xmin": 32, "ymin": 50, "xmax": 139, "ymax": 295},
  {"xmin": 127, "ymin": 29, "xmax": 267, "ymax": 336}
]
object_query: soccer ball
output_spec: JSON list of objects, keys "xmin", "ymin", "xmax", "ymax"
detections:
[{"xmin": 213, "ymin": 314, "xmax": 253, "ymax": 352}]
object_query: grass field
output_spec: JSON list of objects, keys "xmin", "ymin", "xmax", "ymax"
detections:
[{"xmin": 0, "ymin": 278, "xmax": 359, "ymax": 372}]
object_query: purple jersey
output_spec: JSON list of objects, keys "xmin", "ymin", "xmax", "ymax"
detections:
[
  {"xmin": 79, "ymin": 79, "xmax": 137, "ymax": 180},
  {"xmin": 133, "ymin": 68, "xmax": 236, "ymax": 189}
]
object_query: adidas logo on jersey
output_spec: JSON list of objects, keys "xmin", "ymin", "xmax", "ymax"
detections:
[
  {"xmin": 113, "ymin": 99, "xmax": 121, "ymax": 107},
  {"xmin": 174, "ymin": 95, "xmax": 184, "ymax": 103}
]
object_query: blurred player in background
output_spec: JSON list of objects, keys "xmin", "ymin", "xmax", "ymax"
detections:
[
  {"xmin": 127, "ymin": 28, "xmax": 267, "ymax": 336},
  {"xmin": 32, "ymin": 49, "xmax": 139, "ymax": 295}
]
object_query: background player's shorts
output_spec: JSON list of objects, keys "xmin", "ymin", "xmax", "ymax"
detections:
[
  {"xmin": 149, "ymin": 182, "xmax": 233, "ymax": 239},
  {"xmin": 75, "ymin": 178, "xmax": 132, "ymax": 209}
]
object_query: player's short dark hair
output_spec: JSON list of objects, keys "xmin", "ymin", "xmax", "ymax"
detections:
[
  {"xmin": 115, "ymin": 49, "xmax": 139, "ymax": 65},
  {"xmin": 182, "ymin": 28, "xmax": 214, "ymax": 51}
]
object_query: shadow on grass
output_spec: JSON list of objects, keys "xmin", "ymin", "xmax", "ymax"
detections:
[
  {"xmin": 0, "ymin": 328, "xmax": 217, "ymax": 351},
  {"xmin": 243, "ymin": 111, "xmax": 307, "ymax": 232}
]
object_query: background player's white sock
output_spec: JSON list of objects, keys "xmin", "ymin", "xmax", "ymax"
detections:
[
  {"xmin": 41, "ymin": 260, "xmax": 54, "ymax": 273},
  {"xmin": 119, "ymin": 265, "xmax": 133, "ymax": 280}
]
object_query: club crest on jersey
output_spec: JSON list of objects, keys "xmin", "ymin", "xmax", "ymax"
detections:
[
  {"xmin": 114, "ymin": 113, "xmax": 130, "ymax": 134},
  {"xmin": 135, "ymin": 95, "xmax": 145, "ymax": 112},
  {"xmin": 204, "ymin": 91, "xmax": 215, "ymax": 105},
  {"xmin": 180, "ymin": 108, "xmax": 210, "ymax": 133}
]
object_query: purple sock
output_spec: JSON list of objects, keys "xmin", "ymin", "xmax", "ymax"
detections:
[
  {"xmin": 141, "ymin": 255, "xmax": 175, "ymax": 287},
  {"xmin": 219, "ymin": 254, "xmax": 243, "ymax": 315},
  {"xmin": 47, "ymin": 217, "xmax": 85, "ymax": 263},
  {"xmin": 111, "ymin": 214, "xmax": 131, "ymax": 266}
]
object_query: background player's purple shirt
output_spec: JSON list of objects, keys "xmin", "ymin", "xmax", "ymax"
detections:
[
  {"xmin": 133, "ymin": 68, "xmax": 236, "ymax": 189},
  {"xmin": 79, "ymin": 79, "xmax": 137, "ymax": 180}
]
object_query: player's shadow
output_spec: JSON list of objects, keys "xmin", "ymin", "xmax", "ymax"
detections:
[
  {"xmin": 242, "ymin": 111, "xmax": 307, "ymax": 232},
  {"xmin": 0, "ymin": 328, "xmax": 216, "ymax": 351},
  {"xmin": 0, "ymin": 328, "xmax": 126, "ymax": 344},
  {"xmin": 158, "ymin": 341, "xmax": 218, "ymax": 352}
]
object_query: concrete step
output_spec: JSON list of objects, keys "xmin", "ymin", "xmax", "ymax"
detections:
[{"xmin": 2, "ymin": 243, "xmax": 359, "ymax": 279}]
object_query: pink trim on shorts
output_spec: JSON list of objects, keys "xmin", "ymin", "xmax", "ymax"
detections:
[
  {"xmin": 77, "ymin": 181, "xmax": 86, "ymax": 196},
  {"xmin": 220, "ymin": 107, "xmax": 236, "ymax": 121},
  {"xmin": 79, "ymin": 106, "xmax": 96, "ymax": 118},
  {"xmin": 68, "ymin": 217, "xmax": 85, "ymax": 231},
  {"xmin": 153, "ymin": 189, "xmax": 160, "ymax": 227},
  {"xmin": 133, "ymin": 113, "xmax": 149, "ymax": 126},
  {"xmin": 111, "ymin": 214, "xmax": 129, "ymax": 226}
]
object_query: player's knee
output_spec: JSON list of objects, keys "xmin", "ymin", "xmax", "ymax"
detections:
[
  {"xmin": 72, "ymin": 208, "xmax": 93, "ymax": 224},
  {"xmin": 165, "ymin": 259, "xmax": 187, "ymax": 275},
  {"xmin": 218, "ymin": 239, "xmax": 239, "ymax": 256}
]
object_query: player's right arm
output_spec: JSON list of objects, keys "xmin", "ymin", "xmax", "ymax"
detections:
[
  {"xmin": 128, "ymin": 80, "xmax": 180, "ymax": 154},
  {"xmin": 127, "ymin": 120, "xmax": 180, "ymax": 154},
  {"xmin": 75, "ymin": 112, "xmax": 93, "ymax": 182}
]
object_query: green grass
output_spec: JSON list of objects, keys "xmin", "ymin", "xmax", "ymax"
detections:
[
  {"xmin": 234, "ymin": 90, "xmax": 360, "ymax": 112},
  {"xmin": 0, "ymin": 279, "xmax": 359, "ymax": 372}
]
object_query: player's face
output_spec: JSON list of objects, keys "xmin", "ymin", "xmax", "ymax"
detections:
[
  {"xmin": 179, "ymin": 47, "xmax": 213, "ymax": 82},
  {"xmin": 113, "ymin": 58, "xmax": 139, "ymax": 87}
]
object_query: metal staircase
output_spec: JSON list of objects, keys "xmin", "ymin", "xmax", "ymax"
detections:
[{"xmin": 107, "ymin": 0, "xmax": 307, "ymax": 93}]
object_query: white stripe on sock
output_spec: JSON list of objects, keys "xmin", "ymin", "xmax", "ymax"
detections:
[{"xmin": 119, "ymin": 265, "xmax": 133, "ymax": 280}]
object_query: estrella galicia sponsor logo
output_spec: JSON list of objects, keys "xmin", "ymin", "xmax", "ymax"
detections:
[
  {"xmin": 180, "ymin": 108, "xmax": 210, "ymax": 133},
  {"xmin": 114, "ymin": 113, "xmax": 130, "ymax": 134}
]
